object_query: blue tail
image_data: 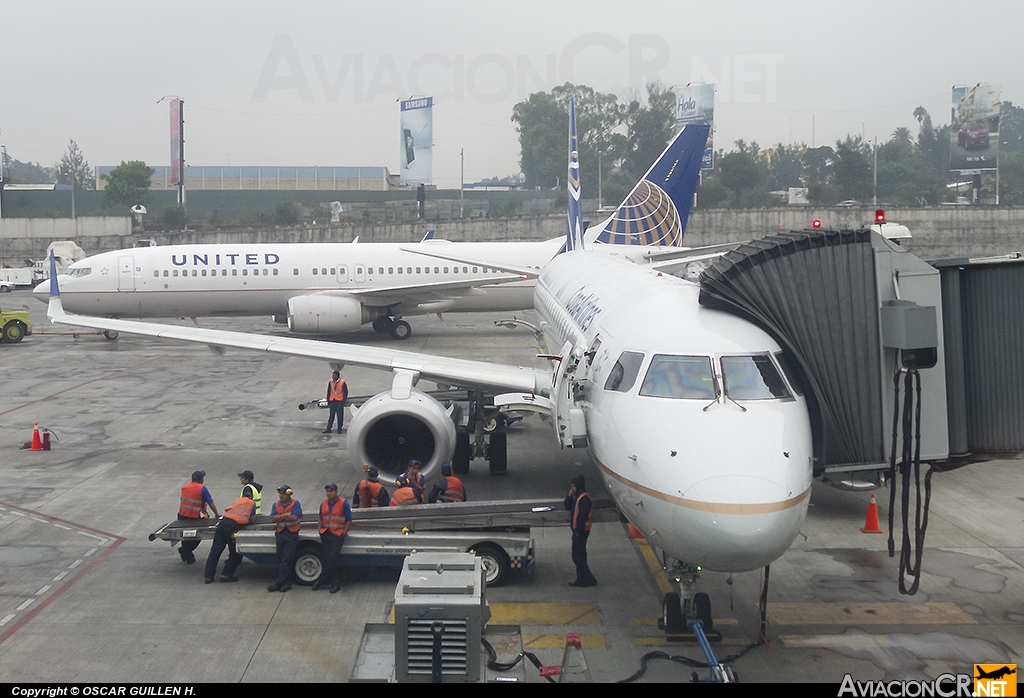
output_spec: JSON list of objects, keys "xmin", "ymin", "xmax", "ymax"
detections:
[
  {"xmin": 565, "ymin": 96, "xmax": 585, "ymax": 252},
  {"xmin": 592, "ymin": 123, "xmax": 710, "ymax": 247}
]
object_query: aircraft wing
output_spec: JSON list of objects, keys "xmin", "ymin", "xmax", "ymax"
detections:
[
  {"xmin": 335, "ymin": 272, "xmax": 532, "ymax": 305},
  {"xmin": 399, "ymin": 247, "xmax": 546, "ymax": 278},
  {"xmin": 46, "ymin": 289, "xmax": 550, "ymax": 396}
]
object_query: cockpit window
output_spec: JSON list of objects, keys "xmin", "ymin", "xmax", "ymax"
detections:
[
  {"xmin": 721, "ymin": 355, "xmax": 792, "ymax": 400},
  {"xmin": 603, "ymin": 351, "xmax": 645, "ymax": 393},
  {"xmin": 773, "ymin": 351, "xmax": 804, "ymax": 396},
  {"xmin": 639, "ymin": 355, "xmax": 717, "ymax": 399},
  {"xmin": 66, "ymin": 268, "xmax": 92, "ymax": 277}
]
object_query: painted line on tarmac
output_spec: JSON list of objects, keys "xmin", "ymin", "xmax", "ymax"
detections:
[
  {"xmin": 769, "ymin": 602, "xmax": 976, "ymax": 625},
  {"xmin": 0, "ymin": 500, "xmax": 125, "ymax": 646}
]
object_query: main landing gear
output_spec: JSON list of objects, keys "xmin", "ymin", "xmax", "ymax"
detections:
[
  {"xmin": 371, "ymin": 315, "xmax": 411, "ymax": 341},
  {"xmin": 451, "ymin": 389, "xmax": 508, "ymax": 476}
]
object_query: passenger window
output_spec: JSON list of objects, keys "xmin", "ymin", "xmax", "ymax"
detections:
[
  {"xmin": 398, "ymin": 267, "xmax": 403, "ymax": 274},
  {"xmin": 242, "ymin": 269, "xmax": 248, "ymax": 276},
  {"xmin": 416, "ymin": 267, "xmax": 421, "ymax": 274},
  {"xmin": 232, "ymin": 269, "xmax": 238, "ymax": 276},
  {"xmin": 192, "ymin": 270, "xmax": 197, "ymax": 277},
  {"xmin": 639, "ymin": 355, "xmax": 717, "ymax": 399},
  {"xmin": 721, "ymin": 355, "xmax": 792, "ymax": 400},
  {"xmin": 153, "ymin": 271, "xmax": 159, "ymax": 277},
  {"xmin": 273, "ymin": 269, "xmax": 279, "ymax": 276},
  {"xmin": 444, "ymin": 267, "xmax": 449, "ymax": 274},
  {"xmin": 313, "ymin": 268, "xmax": 318, "ymax": 275},
  {"xmin": 201, "ymin": 270, "xmax": 207, "ymax": 277},
  {"xmin": 434, "ymin": 267, "xmax": 439, "ymax": 274},
  {"xmin": 293, "ymin": 268, "xmax": 299, "ymax": 275},
  {"xmin": 603, "ymin": 351, "xmax": 645, "ymax": 393},
  {"xmin": 388, "ymin": 267, "xmax": 394, "ymax": 274}
]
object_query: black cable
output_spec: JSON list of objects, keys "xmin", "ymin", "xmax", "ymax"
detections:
[{"xmin": 481, "ymin": 637, "xmax": 556, "ymax": 683}]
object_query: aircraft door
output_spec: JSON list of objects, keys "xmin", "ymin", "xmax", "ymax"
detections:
[
  {"xmin": 118, "ymin": 256, "xmax": 135, "ymax": 291},
  {"xmin": 336, "ymin": 265, "xmax": 349, "ymax": 284},
  {"xmin": 354, "ymin": 264, "xmax": 365, "ymax": 283}
]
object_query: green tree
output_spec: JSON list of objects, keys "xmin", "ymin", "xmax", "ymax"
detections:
[
  {"xmin": 718, "ymin": 150, "xmax": 762, "ymax": 205},
  {"xmin": 55, "ymin": 139, "xmax": 95, "ymax": 190},
  {"xmin": 617, "ymin": 83, "xmax": 677, "ymax": 181},
  {"xmin": 832, "ymin": 136, "xmax": 872, "ymax": 201},
  {"xmin": 101, "ymin": 161, "xmax": 153, "ymax": 212},
  {"xmin": 512, "ymin": 82, "xmax": 624, "ymax": 189},
  {"xmin": 3, "ymin": 157, "xmax": 54, "ymax": 184}
]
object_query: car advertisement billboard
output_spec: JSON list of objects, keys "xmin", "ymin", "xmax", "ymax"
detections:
[
  {"xmin": 951, "ymin": 84, "xmax": 1000, "ymax": 173},
  {"xmin": 675, "ymin": 84, "xmax": 715, "ymax": 170},
  {"xmin": 400, "ymin": 97, "xmax": 433, "ymax": 186}
]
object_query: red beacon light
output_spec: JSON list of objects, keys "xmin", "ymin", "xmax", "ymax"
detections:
[
  {"xmin": 812, "ymin": 219, "xmax": 821, "ymax": 229},
  {"xmin": 875, "ymin": 209, "xmax": 886, "ymax": 224}
]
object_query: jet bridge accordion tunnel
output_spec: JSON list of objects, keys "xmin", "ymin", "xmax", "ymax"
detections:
[{"xmin": 698, "ymin": 228, "xmax": 954, "ymax": 482}]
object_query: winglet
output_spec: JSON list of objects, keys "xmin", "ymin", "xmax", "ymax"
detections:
[
  {"xmin": 565, "ymin": 96, "xmax": 585, "ymax": 253},
  {"xmin": 46, "ymin": 251, "xmax": 66, "ymax": 320},
  {"xmin": 421, "ymin": 229, "xmax": 436, "ymax": 242}
]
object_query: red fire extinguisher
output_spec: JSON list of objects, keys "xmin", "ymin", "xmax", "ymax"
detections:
[{"xmin": 42, "ymin": 429, "xmax": 51, "ymax": 451}]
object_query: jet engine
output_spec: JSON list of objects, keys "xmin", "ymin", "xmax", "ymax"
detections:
[
  {"xmin": 347, "ymin": 384, "xmax": 457, "ymax": 481},
  {"xmin": 287, "ymin": 294, "xmax": 365, "ymax": 333}
]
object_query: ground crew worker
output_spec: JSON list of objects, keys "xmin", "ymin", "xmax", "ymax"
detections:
[
  {"xmin": 353, "ymin": 465, "xmax": 390, "ymax": 508},
  {"xmin": 394, "ymin": 460, "xmax": 425, "ymax": 501},
  {"xmin": 323, "ymin": 370, "xmax": 348, "ymax": 434},
  {"xmin": 390, "ymin": 486, "xmax": 422, "ymax": 506},
  {"xmin": 428, "ymin": 461, "xmax": 466, "ymax": 503},
  {"xmin": 564, "ymin": 475, "xmax": 597, "ymax": 587},
  {"xmin": 313, "ymin": 483, "xmax": 352, "ymax": 594},
  {"xmin": 238, "ymin": 470, "xmax": 263, "ymax": 515},
  {"xmin": 267, "ymin": 485, "xmax": 302, "ymax": 592},
  {"xmin": 177, "ymin": 470, "xmax": 220, "ymax": 564},
  {"xmin": 203, "ymin": 492, "xmax": 256, "ymax": 584}
]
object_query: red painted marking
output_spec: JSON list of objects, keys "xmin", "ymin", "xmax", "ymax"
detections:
[{"xmin": 0, "ymin": 501, "xmax": 126, "ymax": 645}]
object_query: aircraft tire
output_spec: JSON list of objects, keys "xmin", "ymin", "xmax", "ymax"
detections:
[
  {"xmin": 103, "ymin": 330, "xmax": 119, "ymax": 340},
  {"xmin": 693, "ymin": 591, "xmax": 713, "ymax": 632},
  {"xmin": 663, "ymin": 592, "xmax": 685, "ymax": 634},
  {"xmin": 372, "ymin": 316, "xmax": 393, "ymax": 334},
  {"xmin": 2, "ymin": 321, "xmax": 25, "ymax": 343},
  {"xmin": 487, "ymin": 431, "xmax": 507, "ymax": 475},
  {"xmin": 390, "ymin": 320, "xmax": 411, "ymax": 340},
  {"xmin": 453, "ymin": 429, "xmax": 471, "ymax": 474}
]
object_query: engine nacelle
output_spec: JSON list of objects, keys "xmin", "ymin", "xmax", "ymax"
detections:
[
  {"xmin": 287, "ymin": 294, "xmax": 364, "ymax": 333},
  {"xmin": 347, "ymin": 389, "xmax": 457, "ymax": 481}
]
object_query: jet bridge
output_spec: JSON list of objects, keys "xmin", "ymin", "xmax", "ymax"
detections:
[
  {"xmin": 699, "ymin": 227, "xmax": 1024, "ymax": 479},
  {"xmin": 698, "ymin": 228, "xmax": 949, "ymax": 481}
]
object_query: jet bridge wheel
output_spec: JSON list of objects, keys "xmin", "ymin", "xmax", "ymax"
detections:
[
  {"xmin": 389, "ymin": 320, "xmax": 412, "ymax": 340},
  {"xmin": 487, "ymin": 431, "xmax": 507, "ymax": 475},
  {"xmin": 293, "ymin": 542, "xmax": 324, "ymax": 586},
  {"xmin": 452, "ymin": 429, "xmax": 471, "ymax": 474}
]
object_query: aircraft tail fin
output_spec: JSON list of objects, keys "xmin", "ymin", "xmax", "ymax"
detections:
[
  {"xmin": 590, "ymin": 122, "xmax": 710, "ymax": 247},
  {"xmin": 565, "ymin": 96, "xmax": 586, "ymax": 253},
  {"xmin": 46, "ymin": 251, "xmax": 66, "ymax": 320}
]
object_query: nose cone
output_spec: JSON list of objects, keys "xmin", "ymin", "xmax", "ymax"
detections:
[{"xmin": 32, "ymin": 280, "xmax": 50, "ymax": 303}]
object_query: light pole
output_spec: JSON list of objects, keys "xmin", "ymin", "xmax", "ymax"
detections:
[{"xmin": 158, "ymin": 95, "xmax": 185, "ymax": 228}]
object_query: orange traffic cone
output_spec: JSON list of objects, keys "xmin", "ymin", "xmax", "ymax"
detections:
[
  {"xmin": 861, "ymin": 493, "xmax": 883, "ymax": 534},
  {"xmin": 627, "ymin": 523, "xmax": 645, "ymax": 539},
  {"xmin": 29, "ymin": 423, "xmax": 44, "ymax": 451}
]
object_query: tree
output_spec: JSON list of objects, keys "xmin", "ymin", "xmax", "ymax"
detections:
[
  {"xmin": 718, "ymin": 151, "xmax": 762, "ymax": 205},
  {"xmin": 101, "ymin": 161, "xmax": 153, "ymax": 212},
  {"xmin": 55, "ymin": 140, "xmax": 95, "ymax": 190},
  {"xmin": 3, "ymin": 158, "xmax": 54, "ymax": 184},
  {"xmin": 617, "ymin": 83, "xmax": 678, "ymax": 182},
  {"xmin": 832, "ymin": 136, "xmax": 872, "ymax": 201},
  {"xmin": 512, "ymin": 82, "xmax": 624, "ymax": 189}
]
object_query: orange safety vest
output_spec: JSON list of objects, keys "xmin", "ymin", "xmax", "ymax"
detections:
[
  {"xmin": 390, "ymin": 487, "xmax": 420, "ymax": 506},
  {"xmin": 357, "ymin": 480, "xmax": 384, "ymax": 508},
  {"xmin": 224, "ymin": 497, "xmax": 256, "ymax": 525},
  {"xmin": 439, "ymin": 476, "xmax": 466, "ymax": 503},
  {"xmin": 572, "ymin": 493, "xmax": 593, "ymax": 533},
  {"xmin": 319, "ymin": 497, "xmax": 349, "ymax": 535},
  {"xmin": 179, "ymin": 482, "xmax": 206, "ymax": 518},
  {"xmin": 328, "ymin": 378, "xmax": 347, "ymax": 402},
  {"xmin": 274, "ymin": 499, "xmax": 301, "ymax": 533}
]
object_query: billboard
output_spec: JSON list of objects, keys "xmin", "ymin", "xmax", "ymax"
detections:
[
  {"xmin": 675, "ymin": 84, "xmax": 715, "ymax": 169},
  {"xmin": 951, "ymin": 84, "xmax": 1000, "ymax": 172},
  {"xmin": 169, "ymin": 98, "xmax": 183, "ymax": 186},
  {"xmin": 400, "ymin": 97, "xmax": 433, "ymax": 186}
]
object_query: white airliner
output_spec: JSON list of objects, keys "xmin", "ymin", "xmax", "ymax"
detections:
[
  {"xmin": 34, "ymin": 124, "xmax": 711, "ymax": 341},
  {"xmin": 48, "ymin": 113, "xmax": 813, "ymax": 619}
]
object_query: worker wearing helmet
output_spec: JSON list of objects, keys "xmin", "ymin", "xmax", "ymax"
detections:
[
  {"xmin": 428, "ymin": 462, "xmax": 466, "ymax": 503},
  {"xmin": 353, "ymin": 465, "xmax": 390, "ymax": 508}
]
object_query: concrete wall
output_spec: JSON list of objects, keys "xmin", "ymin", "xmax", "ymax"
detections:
[{"xmin": 2, "ymin": 207, "xmax": 1023, "ymax": 267}]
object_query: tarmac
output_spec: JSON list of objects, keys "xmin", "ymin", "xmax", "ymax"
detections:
[{"xmin": 0, "ymin": 287, "xmax": 1022, "ymax": 684}]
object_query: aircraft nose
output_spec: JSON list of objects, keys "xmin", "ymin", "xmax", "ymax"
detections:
[{"xmin": 32, "ymin": 280, "xmax": 49, "ymax": 303}]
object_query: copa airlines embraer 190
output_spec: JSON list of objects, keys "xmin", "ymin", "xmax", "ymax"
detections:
[
  {"xmin": 35, "ymin": 124, "xmax": 711, "ymax": 340},
  {"xmin": 48, "ymin": 109, "xmax": 813, "ymax": 624}
]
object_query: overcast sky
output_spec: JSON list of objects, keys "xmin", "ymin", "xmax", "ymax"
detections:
[{"xmin": 1, "ymin": 1, "xmax": 1020, "ymax": 188}]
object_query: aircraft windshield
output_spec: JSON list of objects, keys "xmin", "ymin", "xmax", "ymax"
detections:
[
  {"xmin": 603, "ymin": 351, "xmax": 645, "ymax": 393},
  {"xmin": 639, "ymin": 355, "xmax": 717, "ymax": 399},
  {"xmin": 66, "ymin": 268, "xmax": 91, "ymax": 277},
  {"xmin": 721, "ymin": 355, "xmax": 792, "ymax": 400}
]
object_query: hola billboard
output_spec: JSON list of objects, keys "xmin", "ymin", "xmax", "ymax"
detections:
[
  {"xmin": 675, "ymin": 84, "xmax": 715, "ymax": 169},
  {"xmin": 951, "ymin": 84, "xmax": 1000, "ymax": 173},
  {"xmin": 400, "ymin": 97, "xmax": 433, "ymax": 186}
]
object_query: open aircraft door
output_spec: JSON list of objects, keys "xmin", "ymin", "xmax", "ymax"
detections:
[{"xmin": 117, "ymin": 256, "xmax": 135, "ymax": 291}]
